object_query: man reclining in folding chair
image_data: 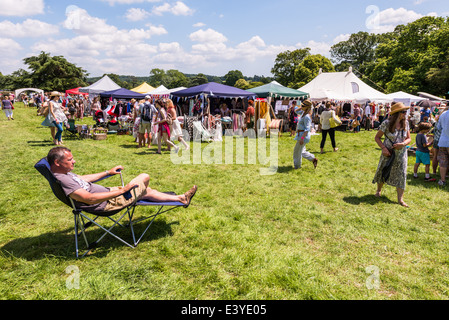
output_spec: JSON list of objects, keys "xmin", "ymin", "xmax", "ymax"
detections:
[
  {"xmin": 47, "ymin": 147, "xmax": 197, "ymax": 214},
  {"xmin": 41, "ymin": 147, "xmax": 197, "ymax": 258}
]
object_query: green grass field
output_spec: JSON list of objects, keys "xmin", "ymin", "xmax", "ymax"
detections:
[{"xmin": 1, "ymin": 103, "xmax": 448, "ymax": 300}]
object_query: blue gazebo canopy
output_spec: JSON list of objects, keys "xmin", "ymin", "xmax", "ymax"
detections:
[
  {"xmin": 100, "ymin": 88, "xmax": 146, "ymax": 99},
  {"xmin": 171, "ymin": 82, "xmax": 256, "ymax": 99}
]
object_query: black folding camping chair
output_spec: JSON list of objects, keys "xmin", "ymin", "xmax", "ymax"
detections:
[
  {"xmin": 64, "ymin": 119, "xmax": 80, "ymax": 140},
  {"xmin": 35, "ymin": 158, "xmax": 186, "ymax": 258}
]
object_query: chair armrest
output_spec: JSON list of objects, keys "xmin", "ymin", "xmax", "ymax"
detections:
[
  {"xmin": 93, "ymin": 169, "xmax": 122, "ymax": 183},
  {"xmin": 93, "ymin": 175, "xmax": 113, "ymax": 183}
]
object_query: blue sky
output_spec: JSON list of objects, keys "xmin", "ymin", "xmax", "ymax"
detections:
[{"xmin": 1, "ymin": 0, "xmax": 449, "ymax": 78}]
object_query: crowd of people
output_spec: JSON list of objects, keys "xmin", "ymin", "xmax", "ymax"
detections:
[
  {"xmin": 3, "ymin": 89, "xmax": 449, "ymax": 209},
  {"xmin": 289, "ymin": 98, "xmax": 449, "ymax": 208},
  {"xmin": 130, "ymin": 95, "xmax": 189, "ymax": 154}
]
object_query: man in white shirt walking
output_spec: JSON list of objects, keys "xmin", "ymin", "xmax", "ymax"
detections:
[
  {"xmin": 437, "ymin": 109, "xmax": 449, "ymax": 186},
  {"xmin": 363, "ymin": 103, "xmax": 372, "ymax": 131}
]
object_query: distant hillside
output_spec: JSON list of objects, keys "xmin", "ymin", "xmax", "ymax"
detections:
[
  {"xmin": 87, "ymin": 74, "xmax": 271, "ymax": 86},
  {"xmin": 86, "ymin": 75, "xmax": 148, "ymax": 85}
]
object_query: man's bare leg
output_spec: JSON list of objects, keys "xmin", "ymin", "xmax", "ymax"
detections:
[{"xmin": 131, "ymin": 174, "xmax": 196, "ymax": 205}]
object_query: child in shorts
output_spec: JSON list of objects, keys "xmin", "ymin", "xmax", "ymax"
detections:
[{"xmin": 414, "ymin": 122, "xmax": 436, "ymax": 182}]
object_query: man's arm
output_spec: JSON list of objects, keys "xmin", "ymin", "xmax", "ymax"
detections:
[
  {"xmin": 69, "ymin": 181, "xmax": 138, "ymax": 205},
  {"xmin": 80, "ymin": 166, "xmax": 124, "ymax": 183}
]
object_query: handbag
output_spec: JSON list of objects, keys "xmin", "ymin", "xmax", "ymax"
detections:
[
  {"xmin": 166, "ymin": 114, "xmax": 173, "ymax": 125},
  {"xmin": 351, "ymin": 120, "xmax": 360, "ymax": 128},
  {"xmin": 381, "ymin": 149, "xmax": 395, "ymax": 182},
  {"xmin": 381, "ymin": 137, "xmax": 396, "ymax": 182},
  {"xmin": 330, "ymin": 115, "xmax": 341, "ymax": 128}
]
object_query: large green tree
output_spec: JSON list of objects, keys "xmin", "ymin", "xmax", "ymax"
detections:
[
  {"xmin": 292, "ymin": 54, "xmax": 335, "ymax": 88},
  {"xmin": 330, "ymin": 32, "xmax": 379, "ymax": 72},
  {"xmin": 23, "ymin": 51, "xmax": 88, "ymax": 91},
  {"xmin": 224, "ymin": 70, "xmax": 244, "ymax": 87},
  {"xmin": 367, "ymin": 16, "xmax": 448, "ymax": 95},
  {"xmin": 149, "ymin": 68, "xmax": 189, "ymax": 89},
  {"xmin": 189, "ymin": 73, "xmax": 209, "ymax": 87},
  {"xmin": 271, "ymin": 48, "xmax": 310, "ymax": 87}
]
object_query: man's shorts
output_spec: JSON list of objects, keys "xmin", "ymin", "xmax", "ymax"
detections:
[
  {"xmin": 438, "ymin": 147, "xmax": 449, "ymax": 168},
  {"xmin": 139, "ymin": 121, "xmax": 151, "ymax": 134},
  {"xmin": 415, "ymin": 150, "xmax": 431, "ymax": 165},
  {"xmin": 104, "ymin": 177, "xmax": 147, "ymax": 212}
]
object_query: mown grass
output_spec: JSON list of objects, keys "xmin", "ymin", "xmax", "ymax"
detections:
[{"xmin": 1, "ymin": 104, "xmax": 449, "ymax": 300}]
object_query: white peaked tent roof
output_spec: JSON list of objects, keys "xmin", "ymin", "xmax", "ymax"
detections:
[
  {"xmin": 149, "ymin": 85, "xmax": 169, "ymax": 95},
  {"xmin": 168, "ymin": 87, "xmax": 186, "ymax": 93},
  {"xmin": 418, "ymin": 92, "xmax": 446, "ymax": 101},
  {"xmin": 79, "ymin": 75, "xmax": 121, "ymax": 94},
  {"xmin": 386, "ymin": 91, "xmax": 425, "ymax": 106},
  {"xmin": 298, "ymin": 68, "xmax": 391, "ymax": 103},
  {"xmin": 149, "ymin": 85, "xmax": 186, "ymax": 96}
]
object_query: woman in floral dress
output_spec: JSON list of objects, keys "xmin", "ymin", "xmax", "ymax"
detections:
[{"xmin": 373, "ymin": 102, "xmax": 411, "ymax": 207}]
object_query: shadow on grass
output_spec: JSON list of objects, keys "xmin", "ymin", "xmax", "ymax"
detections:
[
  {"xmin": 276, "ymin": 166, "xmax": 295, "ymax": 173},
  {"xmin": 407, "ymin": 173, "xmax": 447, "ymax": 191},
  {"xmin": 1, "ymin": 219, "xmax": 178, "ymax": 261},
  {"xmin": 120, "ymin": 144, "xmax": 140, "ymax": 149},
  {"xmin": 27, "ymin": 141, "xmax": 55, "ymax": 147},
  {"xmin": 343, "ymin": 194, "xmax": 396, "ymax": 205},
  {"xmin": 119, "ymin": 145, "xmax": 173, "ymax": 156}
]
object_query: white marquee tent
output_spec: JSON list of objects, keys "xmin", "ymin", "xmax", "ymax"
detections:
[
  {"xmin": 79, "ymin": 75, "xmax": 121, "ymax": 95},
  {"xmin": 418, "ymin": 92, "xmax": 446, "ymax": 102},
  {"xmin": 149, "ymin": 85, "xmax": 186, "ymax": 98},
  {"xmin": 14, "ymin": 88, "xmax": 44, "ymax": 98},
  {"xmin": 385, "ymin": 91, "xmax": 425, "ymax": 106},
  {"xmin": 298, "ymin": 68, "xmax": 391, "ymax": 103}
]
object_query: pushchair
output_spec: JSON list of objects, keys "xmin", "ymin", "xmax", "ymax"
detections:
[{"xmin": 94, "ymin": 110, "xmax": 107, "ymax": 128}]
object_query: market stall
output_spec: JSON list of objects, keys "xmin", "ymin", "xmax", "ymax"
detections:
[{"xmin": 171, "ymin": 82, "xmax": 256, "ymax": 139}]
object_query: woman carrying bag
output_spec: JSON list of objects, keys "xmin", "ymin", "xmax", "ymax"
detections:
[
  {"xmin": 42, "ymin": 92, "xmax": 68, "ymax": 145},
  {"xmin": 154, "ymin": 99, "xmax": 179, "ymax": 155},
  {"xmin": 372, "ymin": 102, "xmax": 411, "ymax": 208},
  {"xmin": 319, "ymin": 101, "xmax": 341, "ymax": 154},
  {"xmin": 293, "ymin": 100, "xmax": 318, "ymax": 170}
]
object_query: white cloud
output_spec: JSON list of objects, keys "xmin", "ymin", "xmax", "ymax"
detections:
[
  {"xmin": 367, "ymin": 7, "xmax": 437, "ymax": 34},
  {"xmin": 305, "ymin": 40, "xmax": 332, "ymax": 57},
  {"xmin": 125, "ymin": 8, "xmax": 150, "ymax": 21},
  {"xmin": 0, "ymin": 0, "xmax": 44, "ymax": 17},
  {"xmin": 193, "ymin": 22, "xmax": 206, "ymax": 28},
  {"xmin": 0, "ymin": 38, "xmax": 23, "ymax": 54},
  {"xmin": 0, "ymin": 38, "xmax": 23, "ymax": 74},
  {"xmin": 0, "ymin": 19, "xmax": 59, "ymax": 38},
  {"xmin": 152, "ymin": 1, "xmax": 194, "ymax": 16},
  {"xmin": 189, "ymin": 28, "xmax": 228, "ymax": 43},
  {"xmin": 333, "ymin": 34, "xmax": 351, "ymax": 44},
  {"xmin": 146, "ymin": 24, "xmax": 169, "ymax": 36},
  {"xmin": 30, "ymin": 8, "xmax": 168, "ymax": 75},
  {"xmin": 152, "ymin": 3, "xmax": 171, "ymax": 16},
  {"xmin": 171, "ymin": 1, "xmax": 194, "ymax": 16},
  {"xmin": 101, "ymin": 0, "xmax": 161, "ymax": 6}
]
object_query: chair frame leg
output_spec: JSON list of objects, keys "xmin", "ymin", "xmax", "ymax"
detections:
[
  {"xmin": 73, "ymin": 209, "xmax": 135, "ymax": 258},
  {"xmin": 71, "ymin": 199, "xmax": 182, "ymax": 258},
  {"xmin": 127, "ymin": 205, "xmax": 180, "ymax": 246}
]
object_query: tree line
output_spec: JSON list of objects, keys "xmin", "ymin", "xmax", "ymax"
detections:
[
  {"xmin": 1, "ymin": 16, "xmax": 448, "ymax": 97},
  {"xmin": 273, "ymin": 16, "xmax": 449, "ymax": 97}
]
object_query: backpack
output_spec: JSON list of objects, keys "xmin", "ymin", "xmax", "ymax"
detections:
[{"xmin": 141, "ymin": 103, "xmax": 152, "ymax": 122}]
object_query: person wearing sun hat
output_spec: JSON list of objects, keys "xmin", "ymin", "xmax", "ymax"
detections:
[
  {"xmin": 293, "ymin": 99, "xmax": 318, "ymax": 170},
  {"xmin": 373, "ymin": 102, "xmax": 412, "ymax": 207}
]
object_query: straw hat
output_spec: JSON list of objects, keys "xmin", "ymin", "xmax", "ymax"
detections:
[
  {"xmin": 49, "ymin": 91, "xmax": 62, "ymax": 98},
  {"xmin": 301, "ymin": 99, "xmax": 313, "ymax": 110},
  {"xmin": 390, "ymin": 102, "xmax": 410, "ymax": 115}
]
